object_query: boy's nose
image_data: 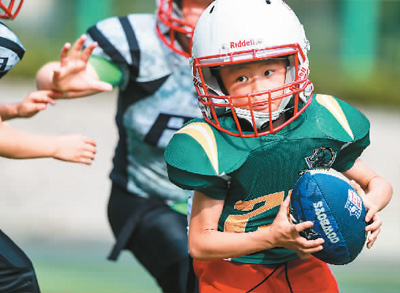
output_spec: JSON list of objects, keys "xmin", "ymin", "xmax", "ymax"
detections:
[{"xmin": 251, "ymin": 78, "xmax": 268, "ymax": 93}]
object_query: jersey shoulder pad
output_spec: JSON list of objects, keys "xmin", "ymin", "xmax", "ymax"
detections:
[
  {"xmin": 86, "ymin": 14, "xmax": 171, "ymax": 82},
  {"xmin": 310, "ymin": 94, "xmax": 370, "ymax": 142},
  {"xmin": 0, "ymin": 21, "xmax": 25, "ymax": 76},
  {"xmin": 165, "ymin": 119, "xmax": 250, "ymax": 176}
]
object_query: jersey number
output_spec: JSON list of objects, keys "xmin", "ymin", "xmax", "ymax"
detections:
[{"xmin": 224, "ymin": 191, "xmax": 291, "ymax": 233}]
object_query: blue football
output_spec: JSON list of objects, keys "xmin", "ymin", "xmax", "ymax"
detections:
[{"xmin": 290, "ymin": 170, "xmax": 367, "ymax": 265}]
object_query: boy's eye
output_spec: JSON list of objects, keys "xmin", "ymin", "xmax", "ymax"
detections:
[
  {"xmin": 237, "ymin": 76, "xmax": 248, "ymax": 82},
  {"xmin": 264, "ymin": 70, "xmax": 273, "ymax": 76}
]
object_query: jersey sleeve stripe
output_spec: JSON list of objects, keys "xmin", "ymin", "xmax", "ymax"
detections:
[
  {"xmin": 177, "ymin": 122, "xmax": 219, "ymax": 175},
  {"xmin": 0, "ymin": 36, "xmax": 24, "ymax": 59},
  {"xmin": 87, "ymin": 25, "xmax": 127, "ymax": 65},
  {"xmin": 119, "ymin": 16, "xmax": 140, "ymax": 75},
  {"xmin": 316, "ymin": 94, "xmax": 354, "ymax": 140}
]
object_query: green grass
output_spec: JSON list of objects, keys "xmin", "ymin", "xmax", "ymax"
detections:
[
  {"xmin": 22, "ymin": 240, "xmax": 400, "ymax": 293},
  {"xmin": 25, "ymin": 240, "xmax": 160, "ymax": 293},
  {"xmin": 331, "ymin": 257, "xmax": 400, "ymax": 293}
]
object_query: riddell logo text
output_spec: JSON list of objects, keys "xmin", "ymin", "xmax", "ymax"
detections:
[
  {"xmin": 298, "ymin": 66, "xmax": 308, "ymax": 79},
  {"xmin": 230, "ymin": 39, "xmax": 256, "ymax": 49},
  {"xmin": 193, "ymin": 77, "xmax": 201, "ymax": 88}
]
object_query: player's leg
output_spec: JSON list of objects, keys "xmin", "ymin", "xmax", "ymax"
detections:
[
  {"xmin": 193, "ymin": 259, "xmax": 283, "ymax": 293},
  {"xmin": 107, "ymin": 183, "xmax": 194, "ymax": 293},
  {"xmin": 193, "ymin": 257, "xmax": 338, "ymax": 293},
  {"xmin": 284, "ymin": 256, "xmax": 339, "ymax": 293},
  {"xmin": 0, "ymin": 230, "xmax": 41, "ymax": 293}
]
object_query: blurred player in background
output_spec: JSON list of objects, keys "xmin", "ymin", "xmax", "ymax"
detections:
[
  {"xmin": 0, "ymin": 1, "xmax": 96, "ymax": 291},
  {"xmin": 36, "ymin": 0, "xmax": 214, "ymax": 291},
  {"xmin": 164, "ymin": 0, "xmax": 393, "ymax": 292}
]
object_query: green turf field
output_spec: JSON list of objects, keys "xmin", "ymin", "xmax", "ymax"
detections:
[
  {"xmin": 26, "ymin": 240, "xmax": 160, "ymax": 293},
  {"xmin": 24, "ymin": 239, "xmax": 400, "ymax": 293},
  {"xmin": 331, "ymin": 257, "xmax": 400, "ymax": 293}
]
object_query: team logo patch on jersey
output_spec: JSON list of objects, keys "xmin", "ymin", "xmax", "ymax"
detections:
[
  {"xmin": 344, "ymin": 189, "xmax": 363, "ymax": 219},
  {"xmin": 305, "ymin": 147, "xmax": 337, "ymax": 169}
]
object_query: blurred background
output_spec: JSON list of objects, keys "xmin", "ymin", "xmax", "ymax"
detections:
[
  {"xmin": 0, "ymin": 0, "xmax": 399, "ymax": 292},
  {"xmin": 5, "ymin": 0, "xmax": 400, "ymax": 107}
]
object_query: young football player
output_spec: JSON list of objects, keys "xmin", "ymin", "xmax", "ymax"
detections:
[
  {"xmin": 35, "ymin": 0, "xmax": 213, "ymax": 291},
  {"xmin": 164, "ymin": 0, "xmax": 393, "ymax": 292},
  {"xmin": 0, "ymin": 1, "xmax": 97, "ymax": 291}
]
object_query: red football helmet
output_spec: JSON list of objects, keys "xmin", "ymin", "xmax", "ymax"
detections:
[
  {"xmin": 156, "ymin": 0, "xmax": 194, "ymax": 57},
  {"xmin": 0, "ymin": 0, "xmax": 23, "ymax": 19}
]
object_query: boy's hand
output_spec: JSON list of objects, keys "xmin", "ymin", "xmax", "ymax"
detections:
[
  {"xmin": 52, "ymin": 34, "xmax": 112, "ymax": 97},
  {"xmin": 350, "ymin": 180, "xmax": 382, "ymax": 249},
  {"xmin": 269, "ymin": 196, "xmax": 324, "ymax": 259},
  {"xmin": 53, "ymin": 134, "xmax": 97, "ymax": 165},
  {"xmin": 17, "ymin": 90, "xmax": 60, "ymax": 118}
]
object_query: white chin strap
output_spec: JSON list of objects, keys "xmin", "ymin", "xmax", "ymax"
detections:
[{"xmin": 234, "ymin": 95, "xmax": 292, "ymax": 130}]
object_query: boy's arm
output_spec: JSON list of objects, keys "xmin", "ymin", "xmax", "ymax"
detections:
[
  {"xmin": 0, "ymin": 91, "xmax": 59, "ymax": 121},
  {"xmin": 342, "ymin": 158, "xmax": 393, "ymax": 248},
  {"xmin": 0, "ymin": 119, "xmax": 97, "ymax": 165},
  {"xmin": 188, "ymin": 191, "xmax": 324, "ymax": 261},
  {"xmin": 342, "ymin": 158, "xmax": 393, "ymax": 215},
  {"xmin": 36, "ymin": 34, "xmax": 114, "ymax": 99}
]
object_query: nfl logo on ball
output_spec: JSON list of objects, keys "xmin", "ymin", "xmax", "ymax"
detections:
[{"xmin": 345, "ymin": 189, "xmax": 362, "ymax": 219}]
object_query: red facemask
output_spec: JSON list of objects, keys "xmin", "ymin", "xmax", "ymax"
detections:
[
  {"xmin": 156, "ymin": 0, "xmax": 194, "ymax": 58},
  {"xmin": 0, "ymin": 0, "xmax": 24, "ymax": 19}
]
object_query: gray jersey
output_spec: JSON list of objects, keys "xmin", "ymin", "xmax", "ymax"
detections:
[{"xmin": 85, "ymin": 14, "xmax": 201, "ymax": 205}]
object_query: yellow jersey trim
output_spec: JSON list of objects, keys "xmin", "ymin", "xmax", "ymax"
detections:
[
  {"xmin": 177, "ymin": 122, "xmax": 219, "ymax": 174},
  {"xmin": 316, "ymin": 94, "xmax": 354, "ymax": 140}
]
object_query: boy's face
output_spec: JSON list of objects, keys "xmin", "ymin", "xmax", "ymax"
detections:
[{"xmin": 219, "ymin": 59, "xmax": 287, "ymax": 114}]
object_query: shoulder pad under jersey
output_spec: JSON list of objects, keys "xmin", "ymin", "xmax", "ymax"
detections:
[
  {"xmin": 165, "ymin": 119, "xmax": 250, "ymax": 177},
  {"xmin": 304, "ymin": 94, "xmax": 370, "ymax": 143},
  {"xmin": 0, "ymin": 21, "xmax": 25, "ymax": 77},
  {"xmin": 85, "ymin": 14, "xmax": 171, "ymax": 82}
]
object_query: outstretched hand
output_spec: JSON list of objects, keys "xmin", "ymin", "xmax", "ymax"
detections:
[
  {"xmin": 52, "ymin": 34, "xmax": 112, "ymax": 97},
  {"xmin": 269, "ymin": 196, "xmax": 324, "ymax": 259},
  {"xmin": 17, "ymin": 90, "xmax": 60, "ymax": 118}
]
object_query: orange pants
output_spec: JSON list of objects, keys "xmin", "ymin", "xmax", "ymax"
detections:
[{"xmin": 193, "ymin": 256, "xmax": 338, "ymax": 293}]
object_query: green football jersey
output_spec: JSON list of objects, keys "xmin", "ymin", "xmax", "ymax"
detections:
[{"xmin": 165, "ymin": 94, "xmax": 370, "ymax": 264}]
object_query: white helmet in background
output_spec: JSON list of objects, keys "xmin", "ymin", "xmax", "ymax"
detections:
[{"xmin": 191, "ymin": 0, "xmax": 313, "ymax": 137}]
